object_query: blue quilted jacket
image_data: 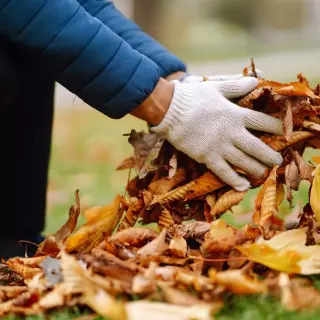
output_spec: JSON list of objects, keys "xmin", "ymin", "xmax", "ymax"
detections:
[{"xmin": 0, "ymin": 0, "xmax": 186, "ymax": 118}]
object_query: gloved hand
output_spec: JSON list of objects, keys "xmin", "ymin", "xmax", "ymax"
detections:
[
  {"xmin": 179, "ymin": 69, "xmax": 262, "ymax": 83},
  {"xmin": 151, "ymin": 77, "xmax": 283, "ymax": 191}
]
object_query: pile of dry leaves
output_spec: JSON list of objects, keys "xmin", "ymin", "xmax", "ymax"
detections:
[{"xmin": 1, "ymin": 67, "xmax": 320, "ymax": 320}]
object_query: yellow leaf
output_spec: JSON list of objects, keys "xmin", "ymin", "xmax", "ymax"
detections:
[
  {"xmin": 312, "ymin": 156, "xmax": 320, "ymax": 165},
  {"xmin": 65, "ymin": 195, "xmax": 121, "ymax": 252},
  {"xmin": 311, "ymin": 165, "xmax": 320, "ymax": 223},
  {"xmin": 237, "ymin": 228, "xmax": 320, "ymax": 275}
]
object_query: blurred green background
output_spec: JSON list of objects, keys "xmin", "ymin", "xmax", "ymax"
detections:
[{"xmin": 47, "ymin": 0, "xmax": 320, "ymax": 234}]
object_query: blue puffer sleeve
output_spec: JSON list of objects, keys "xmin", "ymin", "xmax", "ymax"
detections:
[
  {"xmin": 0, "ymin": 0, "xmax": 160, "ymax": 119},
  {"xmin": 78, "ymin": 0, "xmax": 187, "ymax": 78}
]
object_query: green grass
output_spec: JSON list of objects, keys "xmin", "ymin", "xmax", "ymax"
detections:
[{"xmin": 5, "ymin": 106, "xmax": 317, "ymax": 319}]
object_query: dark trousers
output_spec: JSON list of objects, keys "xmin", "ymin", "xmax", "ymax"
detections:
[{"xmin": 0, "ymin": 45, "xmax": 54, "ymax": 241}]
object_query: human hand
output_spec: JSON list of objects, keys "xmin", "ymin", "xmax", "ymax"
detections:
[
  {"xmin": 151, "ymin": 77, "xmax": 283, "ymax": 191},
  {"xmin": 178, "ymin": 68, "xmax": 262, "ymax": 83}
]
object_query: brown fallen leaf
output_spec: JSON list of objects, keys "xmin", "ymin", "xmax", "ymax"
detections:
[
  {"xmin": 279, "ymin": 273, "xmax": 320, "ymax": 311},
  {"xmin": 127, "ymin": 129, "xmax": 164, "ymax": 179},
  {"xmin": 261, "ymin": 131, "xmax": 315, "ymax": 151},
  {"xmin": 292, "ymin": 150, "xmax": 315, "ymax": 182},
  {"xmin": 151, "ymin": 171, "xmax": 225, "ymax": 206},
  {"xmin": 116, "ymin": 157, "xmax": 135, "ymax": 171},
  {"xmin": 168, "ymin": 153, "xmax": 178, "ymax": 179},
  {"xmin": 209, "ymin": 189, "xmax": 247, "ymax": 219},
  {"xmin": 302, "ymin": 120, "xmax": 320, "ymax": 132},
  {"xmin": 118, "ymin": 198, "xmax": 144, "ymax": 231},
  {"xmin": 209, "ymin": 268, "xmax": 267, "ymax": 294},
  {"xmin": 158, "ymin": 207, "xmax": 175, "ymax": 229},
  {"xmin": 168, "ymin": 235, "xmax": 187, "ymax": 258},
  {"xmin": 137, "ymin": 228, "xmax": 167, "ymax": 258},
  {"xmin": 61, "ymin": 252, "xmax": 127, "ymax": 319},
  {"xmin": 310, "ymin": 165, "xmax": 320, "ymax": 223},
  {"xmin": 200, "ymin": 220, "xmax": 246, "ymax": 257},
  {"xmin": 37, "ymin": 190, "xmax": 80, "ymax": 256},
  {"xmin": 148, "ymin": 168, "xmax": 186, "ymax": 195},
  {"xmin": 168, "ymin": 221, "xmax": 210, "ymax": 240},
  {"xmin": 107, "ymin": 227, "xmax": 158, "ymax": 248},
  {"xmin": 283, "ymin": 100, "xmax": 293, "ymax": 140},
  {"xmin": 253, "ymin": 166, "xmax": 284, "ymax": 237},
  {"xmin": 285, "ymin": 160, "xmax": 300, "ymax": 205},
  {"xmin": 65, "ymin": 195, "xmax": 121, "ymax": 253},
  {"xmin": 6, "ymin": 257, "xmax": 45, "ymax": 280}
]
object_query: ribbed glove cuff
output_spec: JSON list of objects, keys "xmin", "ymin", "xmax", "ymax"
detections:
[{"xmin": 152, "ymin": 80, "xmax": 195, "ymax": 135}]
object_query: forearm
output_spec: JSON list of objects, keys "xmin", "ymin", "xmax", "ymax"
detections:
[
  {"xmin": 78, "ymin": 0, "xmax": 187, "ymax": 78},
  {"xmin": 0, "ymin": 0, "xmax": 160, "ymax": 119}
]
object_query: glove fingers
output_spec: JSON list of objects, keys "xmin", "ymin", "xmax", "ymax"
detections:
[
  {"xmin": 215, "ymin": 77, "xmax": 258, "ymax": 99},
  {"xmin": 206, "ymin": 157, "xmax": 251, "ymax": 191},
  {"xmin": 225, "ymin": 146, "xmax": 268, "ymax": 179},
  {"xmin": 235, "ymin": 129, "xmax": 283, "ymax": 167},
  {"xmin": 204, "ymin": 74, "xmax": 243, "ymax": 81},
  {"xmin": 243, "ymin": 109, "xmax": 283, "ymax": 135}
]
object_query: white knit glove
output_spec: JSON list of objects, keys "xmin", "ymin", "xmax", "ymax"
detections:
[
  {"xmin": 152, "ymin": 78, "xmax": 283, "ymax": 191},
  {"xmin": 180, "ymin": 69, "xmax": 262, "ymax": 83}
]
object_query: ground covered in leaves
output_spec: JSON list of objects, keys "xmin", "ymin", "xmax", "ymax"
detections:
[{"xmin": 1, "ymin": 68, "xmax": 320, "ymax": 320}]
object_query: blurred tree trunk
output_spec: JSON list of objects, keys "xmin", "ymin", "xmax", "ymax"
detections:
[{"xmin": 133, "ymin": 0, "xmax": 167, "ymax": 43}]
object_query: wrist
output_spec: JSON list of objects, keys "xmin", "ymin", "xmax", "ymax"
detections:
[
  {"xmin": 152, "ymin": 81, "xmax": 196, "ymax": 136},
  {"xmin": 165, "ymin": 71, "xmax": 187, "ymax": 82},
  {"xmin": 130, "ymin": 78, "xmax": 174, "ymax": 126}
]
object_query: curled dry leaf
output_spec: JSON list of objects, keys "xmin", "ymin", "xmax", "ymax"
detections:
[
  {"xmin": 151, "ymin": 171, "xmax": 225, "ymax": 206},
  {"xmin": 116, "ymin": 156, "xmax": 135, "ymax": 171},
  {"xmin": 257, "ymin": 79, "xmax": 318, "ymax": 98},
  {"xmin": 128, "ymin": 129, "xmax": 164, "ymax": 179},
  {"xmin": 253, "ymin": 166, "xmax": 284, "ymax": 237},
  {"xmin": 168, "ymin": 221, "xmax": 210, "ymax": 240},
  {"xmin": 148, "ymin": 168, "xmax": 186, "ymax": 195},
  {"xmin": 118, "ymin": 198, "xmax": 144, "ymax": 231},
  {"xmin": 209, "ymin": 189, "xmax": 247, "ymax": 219},
  {"xmin": 65, "ymin": 195, "xmax": 121, "ymax": 253},
  {"xmin": 37, "ymin": 190, "xmax": 80, "ymax": 256},
  {"xmin": 108, "ymin": 227, "xmax": 158, "ymax": 248},
  {"xmin": 168, "ymin": 235, "xmax": 187, "ymax": 258},
  {"xmin": 261, "ymin": 131, "xmax": 315, "ymax": 151},
  {"xmin": 285, "ymin": 160, "xmax": 300, "ymax": 204},
  {"xmin": 237, "ymin": 228, "xmax": 320, "ymax": 274},
  {"xmin": 279, "ymin": 273, "xmax": 320, "ymax": 311},
  {"xmin": 282, "ymin": 100, "xmax": 293, "ymax": 140},
  {"xmin": 209, "ymin": 268, "xmax": 267, "ymax": 294},
  {"xmin": 311, "ymin": 165, "xmax": 320, "ymax": 223},
  {"xmin": 158, "ymin": 207, "xmax": 175, "ymax": 229},
  {"xmin": 292, "ymin": 150, "xmax": 315, "ymax": 182},
  {"xmin": 6, "ymin": 257, "xmax": 45, "ymax": 280},
  {"xmin": 200, "ymin": 220, "xmax": 246, "ymax": 257},
  {"xmin": 61, "ymin": 252, "xmax": 127, "ymax": 319},
  {"xmin": 303, "ymin": 120, "xmax": 320, "ymax": 132},
  {"xmin": 168, "ymin": 153, "xmax": 178, "ymax": 179},
  {"xmin": 137, "ymin": 228, "xmax": 167, "ymax": 258}
]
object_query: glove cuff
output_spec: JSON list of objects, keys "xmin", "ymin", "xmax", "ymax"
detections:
[{"xmin": 152, "ymin": 81, "xmax": 195, "ymax": 135}]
